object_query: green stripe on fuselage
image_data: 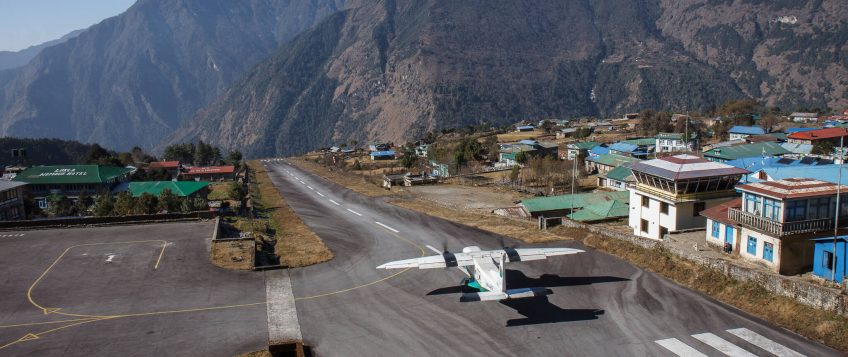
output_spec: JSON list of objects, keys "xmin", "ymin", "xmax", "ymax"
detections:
[{"xmin": 464, "ymin": 279, "xmax": 487, "ymax": 292}]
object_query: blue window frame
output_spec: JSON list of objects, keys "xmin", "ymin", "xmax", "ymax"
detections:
[
  {"xmin": 711, "ymin": 221, "xmax": 720, "ymax": 239},
  {"xmin": 763, "ymin": 198, "xmax": 781, "ymax": 220},
  {"xmin": 747, "ymin": 236, "xmax": 757, "ymax": 255},
  {"xmin": 745, "ymin": 194, "xmax": 761, "ymax": 215},
  {"xmin": 763, "ymin": 242, "xmax": 774, "ymax": 262},
  {"xmin": 785, "ymin": 200, "xmax": 807, "ymax": 222}
]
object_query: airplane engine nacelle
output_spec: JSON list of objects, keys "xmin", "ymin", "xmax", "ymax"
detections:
[{"xmin": 462, "ymin": 246, "xmax": 481, "ymax": 253}]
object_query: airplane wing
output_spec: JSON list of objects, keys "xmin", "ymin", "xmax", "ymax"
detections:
[
  {"xmin": 502, "ymin": 247, "xmax": 584, "ymax": 262},
  {"xmin": 377, "ymin": 252, "xmax": 474, "ymax": 269}
]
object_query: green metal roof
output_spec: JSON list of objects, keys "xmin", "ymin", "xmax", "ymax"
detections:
[
  {"xmin": 603, "ymin": 165, "xmax": 634, "ymax": 182},
  {"xmin": 768, "ymin": 132, "xmax": 788, "ymax": 140},
  {"xmin": 16, "ymin": 165, "xmax": 131, "ymax": 185},
  {"xmin": 567, "ymin": 200, "xmax": 629, "ymax": 222},
  {"xmin": 128, "ymin": 181, "xmax": 209, "ymax": 197},
  {"xmin": 520, "ymin": 191, "xmax": 629, "ymax": 213},
  {"xmin": 569, "ymin": 141, "xmax": 600, "ymax": 150},
  {"xmin": 703, "ymin": 142, "xmax": 791, "ymax": 161},
  {"xmin": 589, "ymin": 154, "xmax": 639, "ymax": 167},
  {"xmin": 622, "ymin": 138, "xmax": 657, "ymax": 146}
]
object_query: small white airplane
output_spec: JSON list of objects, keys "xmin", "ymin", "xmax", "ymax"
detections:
[{"xmin": 377, "ymin": 245, "xmax": 584, "ymax": 302}]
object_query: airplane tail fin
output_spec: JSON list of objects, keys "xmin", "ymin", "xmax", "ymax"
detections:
[{"xmin": 460, "ymin": 287, "xmax": 552, "ymax": 302}]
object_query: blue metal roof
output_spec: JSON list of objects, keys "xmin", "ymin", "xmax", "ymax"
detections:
[
  {"xmin": 370, "ymin": 150, "xmax": 396, "ymax": 156},
  {"xmin": 729, "ymin": 126, "xmax": 766, "ymax": 135},
  {"xmin": 726, "ymin": 156, "xmax": 833, "ymax": 173},
  {"xmin": 786, "ymin": 127, "xmax": 820, "ymax": 134},
  {"xmin": 519, "ymin": 139, "xmax": 538, "ymax": 146},
  {"xmin": 761, "ymin": 165, "xmax": 848, "ymax": 185},
  {"xmin": 589, "ymin": 146, "xmax": 610, "ymax": 156},
  {"xmin": 516, "ymin": 125, "xmax": 535, "ymax": 130},
  {"xmin": 608, "ymin": 142, "xmax": 641, "ymax": 153}
]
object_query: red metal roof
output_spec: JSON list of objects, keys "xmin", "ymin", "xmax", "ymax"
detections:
[
  {"xmin": 737, "ymin": 178, "xmax": 843, "ymax": 199},
  {"xmin": 787, "ymin": 127, "xmax": 848, "ymax": 141},
  {"xmin": 630, "ymin": 154, "xmax": 750, "ymax": 180},
  {"xmin": 149, "ymin": 161, "xmax": 180, "ymax": 169},
  {"xmin": 183, "ymin": 166, "xmax": 236, "ymax": 175},
  {"xmin": 700, "ymin": 198, "xmax": 742, "ymax": 225}
]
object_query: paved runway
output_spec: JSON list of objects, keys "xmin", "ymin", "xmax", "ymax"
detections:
[
  {"xmin": 0, "ymin": 222, "xmax": 267, "ymax": 356},
  {"xmin": 264, "ymin": 159, "xmax": 842, "ymax": 357}
]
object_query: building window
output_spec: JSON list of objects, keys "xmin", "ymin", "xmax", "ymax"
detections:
[
  {"xmin": 763, "ymin": 242, "xmax": 774, "ymax": 262},
  {"xmin": 711, "ymin": 221, "xmax": 720, "ymax": 239},
  {"xmin": 823, "ymin": 251, "xmax": 835, "ymax": 270},
  {"xmin": 642, "ymin": 196, "xmax": 649, "ymax": 208},
  {"xmin": 694, "ymin": 202, "xmax": 705, "ymax": 216},
  {"xmin": 810, "ymin": 197, "xmax": 830, "ymax": 219},
  {"xmin": 747, "ymin": 236, "xmax": 757, "ymax": 256},
  {"xmin": 763, "ymin": 198, "xmax": 781, "ymax": 220},
  {"xmin": 641, "ymin": 219, "xmax": 649, "ymax": 233},
  {"xmin": 660, "ymin": 202, "xmax": 669, "ymax": 214},
  {"xmin": 786, "ymin": 200, "xmax": 808, "ymax": 222},
  {"xmin": 745, "ymin": 194, "xmax": 761, "ymax": 215},
  {"xmin": 38, "ymin": 199, "xmax": 48, "ymax": 209}
]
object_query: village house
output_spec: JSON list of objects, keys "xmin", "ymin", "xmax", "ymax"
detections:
[
  {"xmin": 370, "ymin": 150, "xmax": 397, "ymax": 161},
  {"xmin": 703, "ymin": 142, "xmax": 791, "ymax": 163},
  {"xmin": 180, "ymin": 165, "xmax": 236, "ymax": 181},
  {"xmin": 786, "ymin": 127, "xmax": 848, "ymax": 146},
  {"xmin": 585, "ymin": 154, "xmax": 638, "ymax": 174},
  {"xmin": 564, "ymin": 141, "xmax": 600, "ymax": 160},
  {"xmin": 607, "ymin": 142, "xmax": 649, "ymax": 159},
  {"xmin": 655, "ymin": 132, "xmax": 698, "ymax": 153},
  {"xmin": 597, "ymin": 163, "xmax": 635, "ymax": 191},
  {"xmin": 790, "ymin": 112, "xmax": 819, "ymax": 123},
  {"xmin": 702, "ymin": 178, "xmax": 846, "ymax": 275},
  {"xmin": 728, "ymin": 126, "xmax": 766, "ymax": 141},
  {"xmin": 16, "ymin": 165, "xmax": 132, "ymax": 209},
  {"xmin": 0, "ymin": 181, "xmax": 27, "ymax": 220},
  {"xmin": 368, "ymin": 141, "xmax": 390, "ymax": 152},
  {"xmin": 148, "ymin": 161, "xmax": 181, "ymax": 178},
  {"xmin": 628, "ymin": 155, "xmax": 749, "ymax": 240}
]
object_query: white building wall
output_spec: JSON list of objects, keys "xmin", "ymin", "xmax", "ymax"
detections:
[
  {"xmin": 738, "ymin": 227, "xmax": 780, "ymax": 270},
  {"xmin": 704, "ymin": 219, "xmax": 739, "ymax": 251},
  {"xmin": 631, "ymin": 188, "xmax": 734, "ymax": 240},
  {"xmin": 729, "ymin": 133, "xmax": 750, "ymax": 141}
]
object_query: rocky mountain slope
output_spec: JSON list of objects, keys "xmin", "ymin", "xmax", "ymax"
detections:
[
  {"xmin": 0, "ymin": 29, "xmax": 84, "ymax": 71},
  {"xmin": 0, "ymin": 0, "xmax": 345, "ymax": 150},
  {"xmin": 2, "ymin": 0, "xmax": 846, "ymax": 157},
  {"xmin": 175, "ymin": 0, "xmax": 848, "ymax": 157}
]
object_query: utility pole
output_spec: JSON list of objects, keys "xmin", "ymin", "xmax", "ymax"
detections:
[
  {"xmin": 571, "ymin": 153, "xmax": 576, "ymax": 215},
  {"xmin": 834, "ymin": 133, "xmax": 845, "ymax": 283}
]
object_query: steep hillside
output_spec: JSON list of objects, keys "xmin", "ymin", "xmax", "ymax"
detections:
[
  {"xmin": 0, "ymin": 29, "xmax": 84, "ymax": 71},
  {"xmin": 173, "ymin": 0, "xmax": 758, "ymax": 157},
  {"xmin": 0, "ymin": 0, "xmax": 345, "ymax": 150}
]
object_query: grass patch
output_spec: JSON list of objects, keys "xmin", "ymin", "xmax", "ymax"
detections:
[
  {"xmin": 207, "ymin": 182, "xmax": 234, "ymax": 201},
  {"xmin": 210, "ymin": 239, "xmax": 255, "ymax": 270},
  {"xmin": 249, "ymin": 160, "xmax": 333, "ymax": 267}
]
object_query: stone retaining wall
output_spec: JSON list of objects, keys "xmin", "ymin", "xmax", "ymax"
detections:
[{"xmin": 562, "ymin": 218, "xmax": 848, "ymax": 315}]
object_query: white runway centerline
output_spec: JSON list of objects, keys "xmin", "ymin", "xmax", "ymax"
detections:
[
  {"xmin": 346, "ymin": 209, "xmax": 363, "ymax": 216},
  {"xmin": 317, "ymin": 192, "xmax": 325, "ymax": 197},
  {"xmin": 329, "ymin": 200, "xmax": 340, "ymax": 206},
  {"xmin": 307, "ymin": 186, "xmax": 314, "ymax": 190},
  {"xmin": 692, "ymin": 333, "xmax": 755, "ymax": 357},
  {"xmin": 375, "ymin": 222, "xmax": 400, "ymax": 233},
  {"xmin": 727, "ymin": 328, "xmax": 805, "ymax": 357},
  {"xmin": 655, "ymin": 338, "xmax": 708, "ymax": 357}
]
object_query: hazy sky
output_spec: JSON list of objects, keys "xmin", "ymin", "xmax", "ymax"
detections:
[{"xmin": 0, "ymin": 0, "xmax": 136, "ymax": 51}]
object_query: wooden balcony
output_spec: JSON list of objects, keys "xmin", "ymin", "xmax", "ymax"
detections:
[{"xmin": 728, "ymin": 208, "xmax": 847, "ymax": 237}]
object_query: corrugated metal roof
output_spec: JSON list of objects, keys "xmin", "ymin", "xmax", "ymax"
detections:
[
  {"xmin": 729, "ymin": 126, "xmax": 766, "ymax": 135},
  {"xmin": 761, "ymin": 165, "xmax": 848, "ymax": 185},
  {"xmin": 630, "ymin": 154, "xmax": 749, "ymax": 180},
  {"xmin": 787, "ymin": 127, "xmax": 847, "ymax": 140},
  {"xmin": 726, "ymin": 156, "xmax": 832, "ymax": 173},
  {"xmin": 588, "ymin": 154, "xmax": 639, "ymax": 167},
  {"xmin": 370, "ymin": 150, "xmax": 396, "ymax": 156},
  {"xmin": 520, "ymin": 191, "xmax": 629, "ymax": 213},
  {"xmin": 703, "ymin": 142, "xmax": 791, "ymax": 161},
  {"xmin": 786, "ymin": 127, "xmax": 820, "ymax": 134},
  {"xmin": 129, "ymin": 181, "xmax": 209, "ymax": 197},
  {"xmin": 16, "ymin": 165, "xmax": 131, "ymax": 185},
  {"xmin": 0, "ymin": 180, "xmax": 26, "ymax": 191},
  {"xmin": 781, "ymin": 142, "xmax": 813, "ymax": 155},
  {"xmin": 608, "ymin": 142, "xmax": 641, "ymax": 153},
  {"xmin": 737, "ymin": 178, "xmax": 842, "ymax": 199},
  {"xmin": 603, "ymin": 165, "xmax": 634, "ymax": 182},
  {"xmin": 589, "ymin": 146, "xmax": 610, "ymax": 156},
  {"xmin": 567, "ymin": 200, "xmax": 629, "ymax": 222},
  {"xmin": 621, "ymin": 137, "xmax": 657, "ymax": 146}
]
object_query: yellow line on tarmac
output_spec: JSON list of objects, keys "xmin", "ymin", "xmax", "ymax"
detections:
[
  {"xmin": 0, "ymin": 317, "xmax": 103, "ymax": 351},
  {"xmin": 0, "ymin": 317, "xmax": 98, "ymax": 329},
  {"xmin": 154, "ymin": 241, "xmax": 167, "ymax": 270},
  {"xmin": 295, "ymin": 228, "xmax": 426, "ymax": 301},
  {"xmin": 28, "ymin": 240, "xmax": 167, "ymax": 319}
]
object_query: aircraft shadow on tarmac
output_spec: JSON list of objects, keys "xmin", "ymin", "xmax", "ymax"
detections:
[{"xmin": 426, "ymin": 270, "xmax": 625, "ymax": 327}]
